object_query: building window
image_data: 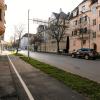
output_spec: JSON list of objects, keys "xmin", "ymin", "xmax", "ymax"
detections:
[
  {"xmin": 75, "ymin": 20, "xmax": 77, "ymax": 25},
  {"xmin": 73, "ymin": 10, "xmax": 78, "ymax": 17},
  {"xmin": 79, "ymin": 28, "xmax": 82, "ymax": 34},
  {"xmin": 85, "ymin": 16, "xmax": 87, "ymax": 21},
  {"xmin": 91, "ymin": 6, "xmax": 96, "ymax": 14},
  {"xmin": 72, "ymin": 30, "xmax": 77, "ymax": 36},
  {"xmin": 80, "ymin": 17, "xmax": 82, "ymax": 23},
  {"xmin": 83, "ymin": 40, "xmax": 86, "ymax": 45},
  {"xmin": 73, "ymin": 40, "xmax": 76, "ymax": 46},
  {"xmin": 73, "ymin": 20, "xmax": 77, "ymax": 25},
  {"xmin": 80, "ymin": 16, "xmax": 87, "ymax": 23},
  {"xmin": 82, "ymin": 5, "xmax": 86, "ymax": 12},
  {"xmin": 93, "ymin": 19, "xmax": 96, "ymax": 25},
  {"xmin": 83, "ymin": 27, "xmax": 87, "ymax": 33},
  {"xmin": 99, "ymin": 24, "xmax": 100, "ymax": 31},
  {"xmin": 99, "ymin": 10, "xmax": 100, "ymax": 17},
  {"xmin": 0, "ymin": 9, "xmax": 2, "ymax": 21},
  {"xmin": 74, "ymin": 30, "xmax": 77, "ymax": 35},
  {"xmin": 79, "ymin": 28, "xmax": 87, "ymax": 34},
  {"xmin": 93, "ymin": 32, "xmax": 96, "ymax": 38},
  {"xmin": 72, "ymin": 31, "xmax": 73, "ymax": 36}
]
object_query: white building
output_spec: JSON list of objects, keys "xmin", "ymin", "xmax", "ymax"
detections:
[{"xmin": 20, "ymin": 33, "xmax": 34, "ymax": 50}]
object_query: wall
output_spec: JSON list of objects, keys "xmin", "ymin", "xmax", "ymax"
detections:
[{"xmin": 0, "ymin": 0, "xmax": 6, "ymax": 36}]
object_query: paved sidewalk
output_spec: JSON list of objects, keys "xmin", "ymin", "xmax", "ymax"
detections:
[
  {"xmin": 9, "ymin": 55, "xmax": 89, "ymax": 100},
  {"xmin": 0, "ymin": 55, "xmax": 18, "ymax": 100}
]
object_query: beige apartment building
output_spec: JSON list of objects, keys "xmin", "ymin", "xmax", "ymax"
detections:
[
  {"xmin": 36, "ymin": 11, "xmax": 70, "ymax": 53},
  {"xmin": 36, "ymin": 0, "xmax": 100, "ymax": 53},
  {"xmin": 70, "ymin": 0, "xmax": 100, "ymax": 52}
]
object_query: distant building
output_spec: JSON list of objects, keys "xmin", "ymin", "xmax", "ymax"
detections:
[
  {"xmin": 37, "ymin": 10, "xmax": 70, "ymax": 53},
  {"xmin": 20, "ymin": 33, "xmax": 35, "ymax": 50},
  {"xmin": 36, "ymin": 24, "xmax": 49, "ymax": 52},
  {"xmin": 47, "ymin": 11, "xmax": 70, "ymax": 52}
]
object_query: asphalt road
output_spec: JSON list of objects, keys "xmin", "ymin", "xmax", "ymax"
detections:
[{"xmin": 20, "ymin": 50, "xmax": 100, "ymax": 83}]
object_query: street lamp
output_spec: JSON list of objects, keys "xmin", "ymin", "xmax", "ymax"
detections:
[
  {"xmin": 28, "ymin": 10, "xmax": 35, "ymax": 58},
  {"xmin": 28, "ymin": 9, "xmax": 30, "ymax": 59}
]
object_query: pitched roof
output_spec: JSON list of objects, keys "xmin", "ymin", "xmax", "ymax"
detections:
[
  {"xmin": 53, "ymin": 11, "xmax": 70, "ymax": 20},
  {"xmin": 53, "ymin": 12, "xmax": 60, "ymax": 19},
  {"xmin": 69, "ymin": 0, "xmax": 88, "ymax": 20}
]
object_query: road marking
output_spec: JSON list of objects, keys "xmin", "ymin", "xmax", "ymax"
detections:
[{"xmin": 7, "ymin": 55, "xmax": 35, "ymax": 100}]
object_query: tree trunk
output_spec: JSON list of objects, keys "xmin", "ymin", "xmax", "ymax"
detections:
[
  {"xmin": 66, "ymin": 36, "xmax": 69, "ymax": 53},
  {"xmin": 16, "ymin": 38, "xmax": 20, "ymax": 54},
  {"xmin": 57, "ymin": 41, "xmax": 60, "ymax": 53},
  {"xmin": 16, "ymin": 43, "xmax": 19, "ymax": 54}
]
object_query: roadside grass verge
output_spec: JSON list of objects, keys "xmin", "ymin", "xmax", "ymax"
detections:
[{"xmin": 15, "ymin": 53, "xmax": 100, "ymax": 100}]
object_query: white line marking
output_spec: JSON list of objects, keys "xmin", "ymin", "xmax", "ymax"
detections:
[{"xmin": 7, "ymin": 55, "xmax": 35, "ymax": 100}]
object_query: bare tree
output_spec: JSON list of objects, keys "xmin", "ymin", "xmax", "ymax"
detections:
[
  {"xmin": 14, "ymin": 24, "xmax": 24, "ymax": 53},
  {"xmin": 30, "ymin": 34, "xmax": 44, "ymax": 51},
  {"xmin": 49, "ymin": 12, "xmax": 69, "ymax": 53}
]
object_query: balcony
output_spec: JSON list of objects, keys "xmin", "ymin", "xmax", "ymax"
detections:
[
  {"xmin": 0, "ymin": 27, "xmax": 5, "ymax": 35},
  {"xmin": 72, "ymin": 34, "xmax": 89, "ymax": 39},
  {"xmin": 0, "ymin": 0, "xmax": 4, "ymax": 4},
  {"xmin": 72, "ymin": 27, "xmax": 90, "ymax": 39},
  {"xmin": 0, "ymin": 0, "xmax": 5, "ymax": 8},
  {"xmin": 79, "ymin": 33, "xmax": 89, "ymax": 39},
  {"xmin": 0, "ymin": 21, "xmax": 5, "ymax": 35}
]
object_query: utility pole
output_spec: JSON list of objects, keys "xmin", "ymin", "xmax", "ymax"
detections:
[
  {"xmin": 88, "ymin": 17, "xmax": 90, "ymax": 49},
  {"xmin": 28, "ymin": 9, "xmax": 30, "ymax": 59},
  {"xmin": 27, "ymin": 11, "xmax": 48, "ymax": 56}
]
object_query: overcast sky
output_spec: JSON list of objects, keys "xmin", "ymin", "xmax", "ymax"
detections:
[{"xmin": 4, "ymin": 0, "xmax": 83, "ymax": 42}]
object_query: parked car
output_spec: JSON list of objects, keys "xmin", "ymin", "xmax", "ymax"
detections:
[{"xmin": 71, "ymin": 48, "xmax": 98, "ymax": 60}]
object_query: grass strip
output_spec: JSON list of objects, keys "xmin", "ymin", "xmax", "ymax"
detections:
[{"xmin": 15, "ymin": 53, "xmax": 100, "ymax": 100}]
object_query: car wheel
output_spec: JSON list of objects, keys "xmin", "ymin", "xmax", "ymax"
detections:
[
  {"xmin": 85, "ymin": 55, "xmax": 89, "ymax": 60},
  {"xmin": 72, "ymin": 54, "xmax": 75, "ymax": 58}
]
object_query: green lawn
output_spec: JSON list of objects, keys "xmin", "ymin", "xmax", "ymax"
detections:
[{"xmin": 15, "ymin": 53, "xmax": 100, "ymax": 100}]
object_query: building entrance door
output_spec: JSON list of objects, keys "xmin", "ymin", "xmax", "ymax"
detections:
[{"xmin": 93, "ymin": 43, "xmax": 97, "ymax": 51}]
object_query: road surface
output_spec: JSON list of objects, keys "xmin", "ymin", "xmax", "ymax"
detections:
[{"xmin": 20, "ymin": 50, "xmax": 100, "ymax": 83}]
